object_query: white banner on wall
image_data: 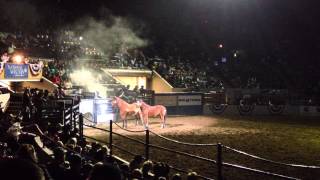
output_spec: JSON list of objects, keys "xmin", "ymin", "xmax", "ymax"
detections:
[
  {"xmin": 178, "ymin": 95, "xmax": 202, "ymax": 106},
  {"xmin": 154, "ymin": 95, "xmax": 177, "ymax": 106}
]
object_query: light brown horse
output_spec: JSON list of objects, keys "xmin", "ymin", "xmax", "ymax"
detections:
[
  {"xmin": 111, "ymin": 96, "xmax": 143, "ymax": 128},
  {"xmin": 137, "ymin": 100, "xmax": 167, "ymax": 129}
]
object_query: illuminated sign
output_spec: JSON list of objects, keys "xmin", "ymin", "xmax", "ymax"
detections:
[
  {"xmin": 5, "ymin": 64, "xmax": 28, "ymax": 79},
  {"xmin": 0, "ymin": 63, "xmax": 43, "ymax": 81}
]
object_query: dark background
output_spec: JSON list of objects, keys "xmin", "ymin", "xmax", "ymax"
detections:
[{"xmin": 0, "ymin": 0, "xmax": 319, "ymax": 90}]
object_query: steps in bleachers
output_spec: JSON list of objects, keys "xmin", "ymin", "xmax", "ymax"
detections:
[{"xmin": 6, "ymin": 93, "xmax": 23, "ymax": 115}]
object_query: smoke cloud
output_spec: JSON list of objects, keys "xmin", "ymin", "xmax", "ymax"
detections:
[
  {"xmin": 70, "ymin": 69, "xmax": 108, "ymax": 98},
  {"xmin": 71, "ymin": 15, "xmax": 148, "ymax": 57},
  {"xmin": 67, "ymin": 11, "xmax": 148, "ymax": 97}
]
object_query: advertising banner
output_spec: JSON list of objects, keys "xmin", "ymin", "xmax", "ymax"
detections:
[
  {"xmin": 0, "ymin": 63, "xmax": 43, "ymax": 81},
  {"xmin": 153, "ymin": 93, "xmax": 204, "ymax": 115},
  {"xmin": 178, "ymin": 95, "xmax": 202, "ymax": 106},
  {"xmin": 154, "ymin": 95, "xmax": 177, "ymax": 106},
  {"xmin": 5, "ymin": 64, "xmax": 28, "ymax": 79}
]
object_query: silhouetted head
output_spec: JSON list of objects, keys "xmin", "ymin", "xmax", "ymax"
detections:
[{"xmin": 88, "ymin": 163, "xmax": 122, "ymax": 180}]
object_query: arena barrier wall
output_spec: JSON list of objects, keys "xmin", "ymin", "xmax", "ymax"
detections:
[
  {"xmin": 154, "ymin": 92, "xmax": 203, "ymax": 115},
  {"xmin": 203, "ymin": 104, "xmax": 320, "ymax": 116}
]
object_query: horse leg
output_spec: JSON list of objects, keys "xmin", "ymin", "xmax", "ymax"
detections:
[
  {"xmin": 120, "ymin": 112, "xmax": 127, "ymax": 128},
  {"xmin": 135, "ymin": 114, "xmax": 141, "ymax": 126},
  {"xmin": 139, "ymin": 111, "xmax": 144, "ymax": 127},
  {"xmin": 160, "ymin": 115, "xmax": 165, "ymax": 128},
  {"xmin": 161, "ymin": 109, "xmax": 167, "ymax": 128}
]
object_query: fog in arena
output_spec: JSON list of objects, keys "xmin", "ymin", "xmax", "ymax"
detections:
[
  {"xmin": 65, "ymin": 14, "xmax": 148, "ymax": 57},
  {"xmin": 69, "ymin": 69, "xmax": 108, "ymax": 98},
  {"xmin": 65, "ymin": 10, "xmax": 148, "ymax": 96}
]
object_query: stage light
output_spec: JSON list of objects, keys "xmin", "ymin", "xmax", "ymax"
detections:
[
  {"xmin": 79, "ymin": 36, "xmax": 83, "ymax": 41},
  {"xmin": 218, "ymin": 44, "xmax": 223, "ymax": 48},
  {"xmin": 13, "ymin": 55, "xmax": 23, "ymax": 64}
]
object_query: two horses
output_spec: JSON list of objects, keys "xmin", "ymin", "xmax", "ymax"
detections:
[{"xmin": 111, "ymin": 96, "xmax": 167, "ymax": 129}]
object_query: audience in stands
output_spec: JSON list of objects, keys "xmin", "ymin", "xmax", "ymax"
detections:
[{"xmin": 0, "ymin": 91, "xmax": 202, "ymax": 180}]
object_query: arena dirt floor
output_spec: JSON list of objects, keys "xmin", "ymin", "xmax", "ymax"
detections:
[
  {"xmin": 84, "ymin": 115, "xmax": 320, "ymax": 180},
  {"xmin": 85, "ymin": 116, "xmax": 216, "ymax": 134},
  {"xmin": 84, "ymin": 115, "xmax": 257, "ymax": 136}
]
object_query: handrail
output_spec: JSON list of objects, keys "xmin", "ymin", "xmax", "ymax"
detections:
[
  {"xmin": 223, "ymin": 145, "xmax": 320, "ymax": 169},
  {"xmin": 82, "ymin": 123, "xmax": 146, "ymax": 145},
  {"xmin": 149, "ymin": 144, "xmax": 217, "ymax": 164},
  {"xmin": 149, "ymin": 130, "xmax": 218, "ymax": 146},
  {"xmin": 169, "ymin": 165, "xmax": 215, "ymax": 180},
  {"xmin": 112, "ymin": 144, "xmax": 139, "ymax": 157},
  {"xmin": 223, "ymin": 162, "xmax": 300, "ymax": 180},
  {"xmin": 113, "ymin": 121, "xmax": 146, "ymax": 133}
]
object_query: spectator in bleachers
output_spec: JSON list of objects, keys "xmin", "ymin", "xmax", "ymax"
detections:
[
  {"xmin": 65, "ymin": 153, "xmax": 83, "ymax": 180},
  {"xmin": 129, "ymin": 155, "xmax": 144, "ymax": 173},
  {"xmin": 142, "ymin": 160, "xmax": 153, "ymax": 180},
  {"xmin": 16, "ymin": 143, "xmax": 38, "ymax": 163},
  {"xmin": 131, "ymin": 168, "xmax": 143, "ymax": 179},
  {"xmin": 153, "ymin": 162, "xmax": 170, "ymax": 180},
  {"xmin": 87, "ymin": 162, "xmax": 122, "ymax": 180},
  {"xmin": 22, "ymin": 89, "xmax": 32, "ymax": 122},
  {"xmin": 172, "ymin": 173, "xmax": 182, "ymax": 180},
  {"xmin": 54, "ymin": 86, "xmax": 65, "ymax": 99},
  {"xmin": 46, "ymin": 147, "xmax": 68, "ymax": 180},
  {"xmin": 139, "ymin": 85, "xmax": 146, "ymax": 96},
  {"xmin": 187, "ymin": 171, "xmax": 200, "ymax": 180},
  {"xmin": 119, "ymin": 163, "xmax": 130, "ymax": 179}
]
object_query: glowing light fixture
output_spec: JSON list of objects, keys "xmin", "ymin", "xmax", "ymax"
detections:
[{"xmin": 13, "ymin": 55, "xmax": 23, "ymax": 64}]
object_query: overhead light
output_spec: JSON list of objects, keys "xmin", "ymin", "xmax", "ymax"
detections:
[{"xmin": 13, "ymin": 55, "xmax": 23, "ymax": 64}]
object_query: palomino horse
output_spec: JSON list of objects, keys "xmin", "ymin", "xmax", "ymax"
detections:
[
  {"xmin": 137, "ymin": 100, "xmax": 167, "ymax": 129},
  {"xmin": 111, "ymin": 96, "xmax": 143, "ymax": 128}
]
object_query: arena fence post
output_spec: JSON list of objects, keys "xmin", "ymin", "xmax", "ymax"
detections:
[
  {"xmin": 217, "ymin": 143, "xmax": 223, "ymax": 180},
  {"xmin": 79, "ymin": 113, "xmax": 83, "ymax": 140},
  {"xmin": 145, "ymin": 129, "xmax": 150, "ymax": 160},
  {"xmin": 109, "ymin": 120, "xmax": 113, "ymax": 156}
]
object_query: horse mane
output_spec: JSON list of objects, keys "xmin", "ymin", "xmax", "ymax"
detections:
[
  {"xmin": 140, "ymin": 100, "xmax": 151, "ymax": 108},
  {"xmin": 115, "ymin": 96, "xmax": 129, "ymax": 106}
]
